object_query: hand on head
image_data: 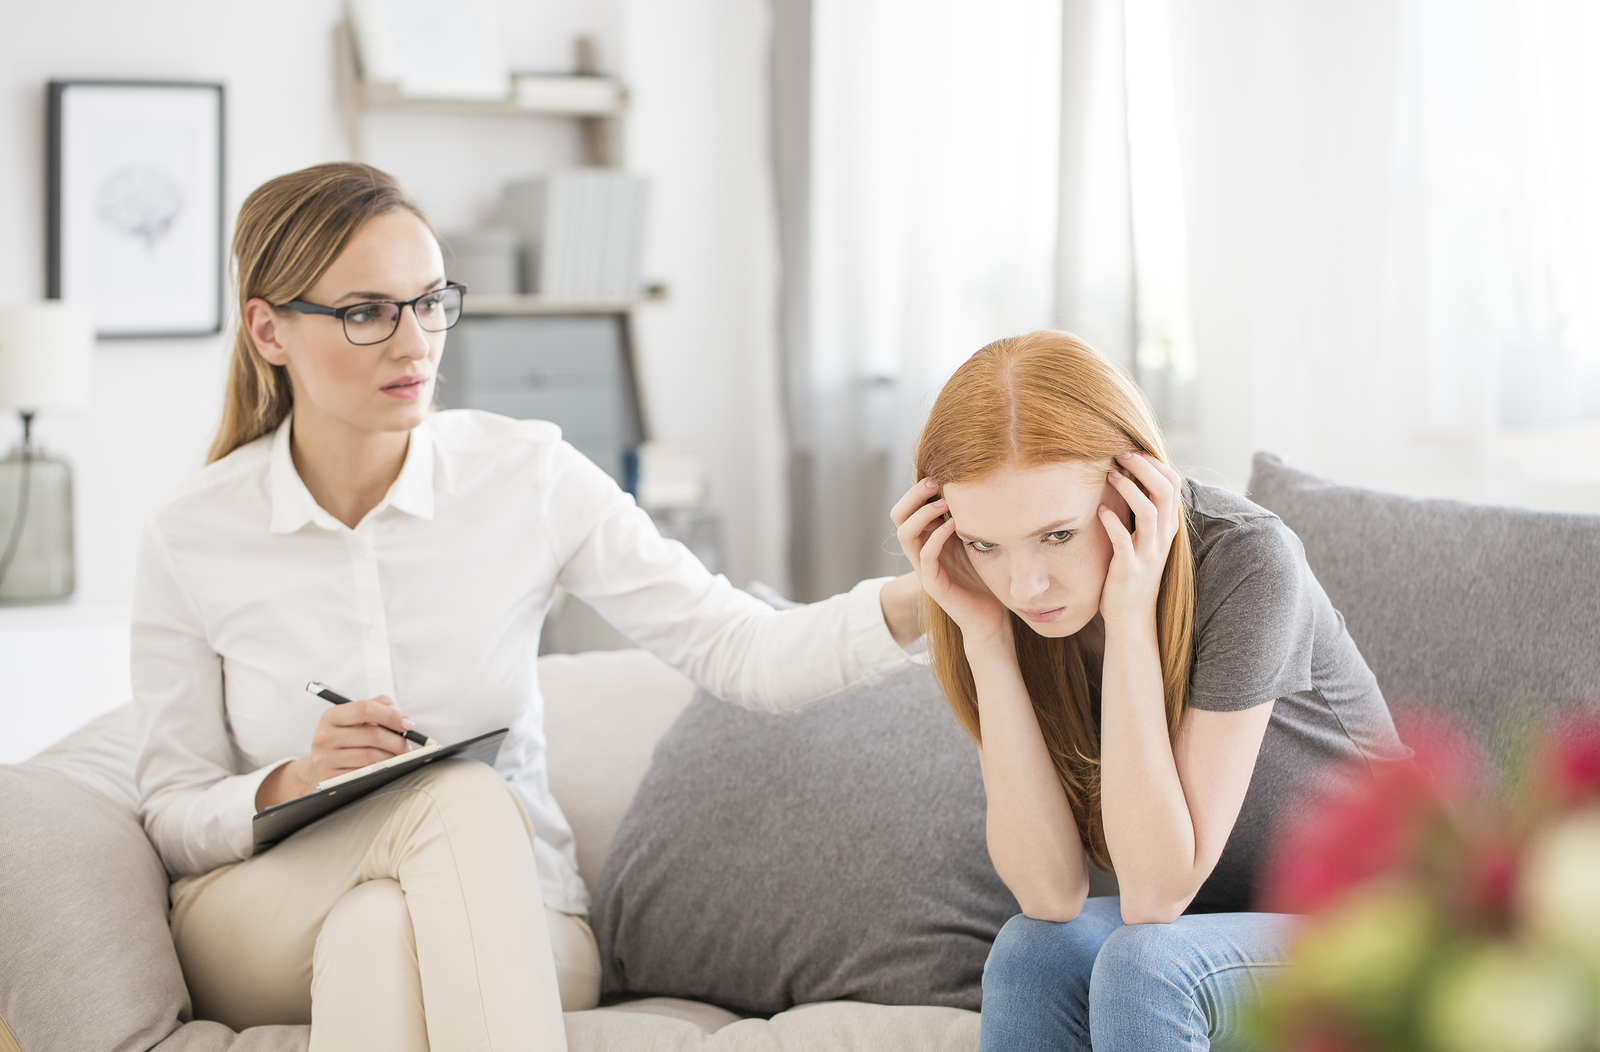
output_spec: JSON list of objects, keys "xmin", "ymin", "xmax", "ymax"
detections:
[
  {"xmin": 892, "ymin": 452, "xmax": 1183, "ymax": 651},
  {"xmin": 891, "ymin": 477, "xmax": 1012, "ymax": 649},
  {"xmin": 1095, "ymin": 451, "xmax": 1184, "ymax": 628}
]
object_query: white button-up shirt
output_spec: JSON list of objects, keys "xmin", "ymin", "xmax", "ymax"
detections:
[{"xmin": 132, "ymin": 410, "xmax": 916, "ymax": 913}]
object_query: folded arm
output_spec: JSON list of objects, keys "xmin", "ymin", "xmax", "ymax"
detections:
[
  {"xmin": 1098, "ymin": 614, "xmax": 1273, "ymax": 922},
  {"xmin": 1095, "ymin": 454, "xmax": 1277, "ymax": 922},
  {"xmin": 969, "ymin": 627, "xmax": 1092, "ymax": 922}
]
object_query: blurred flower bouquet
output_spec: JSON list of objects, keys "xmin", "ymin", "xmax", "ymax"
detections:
[{"xmin": 1256, "ymin": 711, "xmax": 1600, "ymax": 1052}]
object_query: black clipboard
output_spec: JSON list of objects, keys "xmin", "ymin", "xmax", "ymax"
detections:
[{"xmin": 252, "ymin": 728, "xmax": 509, "ymax": 853}]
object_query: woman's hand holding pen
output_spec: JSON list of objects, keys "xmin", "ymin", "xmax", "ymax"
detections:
[{"xmin": 254, "ymin": 696, "xmax": 415, "ymax": 812}]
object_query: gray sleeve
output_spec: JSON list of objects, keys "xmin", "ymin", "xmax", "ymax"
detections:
[{"xmin": 1187, "ymin": 519, "xmax": 1317, "ymax": 712}]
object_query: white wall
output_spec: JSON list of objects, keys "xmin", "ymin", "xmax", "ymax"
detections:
[
  {"xmin": 619, "ymin": 0, "xmax": 788, "ymax": 595},
  {"xmin": 0, "ymin": 0, "xmax": 787, "ymax": 609}
]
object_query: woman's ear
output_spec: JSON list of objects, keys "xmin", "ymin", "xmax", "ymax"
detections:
[{"xmin": 243, "ymin": 297, "xmax": 290, "ymax": 367}]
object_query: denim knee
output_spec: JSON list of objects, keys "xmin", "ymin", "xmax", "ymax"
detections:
[
  {"xmin": 1089, "ymin": 913, "xmax": 1299, "ymax": 1052},
  {"xmin": 1088, "ymin": 922, "xmax": 1202, "ymax": 1050},
  {"xmin": 984, "ymin": 912, "xmax": 1103, "ymax": 998},
  {"xmin": 1091, "ymin": 921, "xmax": 1191, "ymax": 994},
  {"xmin": 980, "ymin": 903, "xmax": 1124, "ymax": 1052}
]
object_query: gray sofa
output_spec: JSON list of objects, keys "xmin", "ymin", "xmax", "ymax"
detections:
[
  {"xmin": 1246, "ymin": 453, "xmax": 1600, "ymax": 766},
  {"xmin": 2, "ymin": 454, "xmax": 1597, "ymax": 1052}
]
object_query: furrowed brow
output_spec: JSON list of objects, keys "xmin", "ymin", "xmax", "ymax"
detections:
[
  {"xmin": 1030, "ymin": 518, "xmax": 1081, "ymax": 537},
  {"xmin": 954, "ymin": 517, "xmax": 1081, "ymax": 546}
]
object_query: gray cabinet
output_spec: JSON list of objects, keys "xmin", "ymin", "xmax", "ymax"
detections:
[{"xmin": 437, "ymin": 313, "xmax": 647, "ymax": 483}]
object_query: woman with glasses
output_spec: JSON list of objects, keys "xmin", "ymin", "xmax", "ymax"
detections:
[{"xmin": 132, "ymin": 162, "xmax": 924, "ymax": 1050}]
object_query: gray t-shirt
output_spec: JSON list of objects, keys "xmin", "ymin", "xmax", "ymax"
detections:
[{"xmin": 1180, "ymin": 481, "xmax": 1409, "ymax": 913}]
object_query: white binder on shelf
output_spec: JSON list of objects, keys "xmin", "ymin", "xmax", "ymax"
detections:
[{"xmin": 347, "ymin": 0, "xmax": 510, "ymax": 100}]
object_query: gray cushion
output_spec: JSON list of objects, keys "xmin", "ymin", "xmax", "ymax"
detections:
[
  {"xmin": 0, "ymin": 760, "xmax": 306, "ymax": 1051},
  {"xmin": 1247, "ymin": 453, "xmax": 1600, "ymax": 763},
  {"xmin": 590, "ymin": 666, "xmax": 1018, "ymax": 1016}
]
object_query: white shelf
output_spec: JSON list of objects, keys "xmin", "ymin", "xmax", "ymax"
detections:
[
  {"xmin": 0, "ymin": 598, "xmax": 130, "ymax": 629},
  {"xmin": 352, "ymin": 75, "xmax": 627, "ymax": 119},
  {"xmin": 461, "ymin": 286, "xmax": 666, "ymax": 316},
  {"xmin": 334, "ymin": 23, "xmax": 627, "ymax": 165}
]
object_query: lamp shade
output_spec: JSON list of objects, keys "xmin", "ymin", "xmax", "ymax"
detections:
[{"xmin": 0, "ymin": 302, "xmax": 94, "ymax": 412}]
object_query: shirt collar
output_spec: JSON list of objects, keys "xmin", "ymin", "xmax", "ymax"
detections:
[
  {"xmin": 267, "ymin": 413, "xmax": 436, "ymax": 535},
  {"xmin": 387, "ymin": 418, "xmax": 435, "ymax": 521}
]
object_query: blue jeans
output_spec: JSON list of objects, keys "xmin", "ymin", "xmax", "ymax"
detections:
[{"xmin": 978, "ymin": 897, "xmax": 1297, "ymax": 1052}]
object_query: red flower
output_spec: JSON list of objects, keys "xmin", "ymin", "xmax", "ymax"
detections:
[
  {"xmin": 1391, "ymin": 711, "xmax": 1482, "ymax": 804},
  {"xmin": 1260, "ymin": 710, "xmax": 1479, "ymax": 915},
  {"xmin": 1288, "ymin": 1027, "xmax": 1373, "ymax": 1052},
  {"xmin": 1543, "ymin": 709, "xmax": 1600, "ymax": 807},
  {"xmin": 1262, "ymin": 786, "xmax": 1417, "ymax": 914},
  {"xmin": 1452, "ymin": 834, "xmax": 1519, "ymax": 930}
]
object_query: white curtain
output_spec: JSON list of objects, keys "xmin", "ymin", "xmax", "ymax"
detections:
[
  {"xmin": 783, "ymin": 0, "xmax": 1062, "ymax": 599},
  {"xmin": 1397, "ymin": 0, "xmax": 1600, "ymax": 431},
  {"xmin": 1057, "ymin": 0, "xmax": 1198, "ymax": 438},
  {"xmin": 781, "ymin": 0, "xmax": 1600, "ymax": 593},
  {"xmin": 1157, "ymin": 0, "xmax": 1412, "ymax": 491},
  {"xmin": 1161, "ymin": 0, "xmax": 1600, "ymax": 502}
]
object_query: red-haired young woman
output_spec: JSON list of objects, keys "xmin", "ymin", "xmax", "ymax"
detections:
[{"xmin": 891, "ymin": 330, "xmax": 1409, "ymax": 1051}]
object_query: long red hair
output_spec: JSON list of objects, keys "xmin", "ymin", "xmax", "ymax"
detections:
[{"xmin": 915, "ymin": 329, "xmax": 1195, "ymax": 870}]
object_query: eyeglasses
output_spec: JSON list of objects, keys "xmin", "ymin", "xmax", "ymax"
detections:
[{"xmin": 281, "ymin": 283, "xmax": 467, "ymax": 346}]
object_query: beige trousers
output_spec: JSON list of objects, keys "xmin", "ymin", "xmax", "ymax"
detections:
[{"xmin": 169, "ymin": 760, "xmax": 601, "ymax": 1052}]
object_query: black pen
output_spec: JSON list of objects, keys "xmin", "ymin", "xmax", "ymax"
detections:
[{"xmin": 305, "ymin": 681, "xmax": 438, "ymax": 748}]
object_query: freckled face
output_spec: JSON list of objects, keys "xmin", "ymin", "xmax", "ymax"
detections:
[{"xmin": 940, "ymin": 461, "xmax": 1132, "ymax": 638}]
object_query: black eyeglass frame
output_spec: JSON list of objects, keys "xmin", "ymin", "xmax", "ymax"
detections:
[{"xmin": 280, "ymin": 282, "xmax": 468, "ymax": 346}]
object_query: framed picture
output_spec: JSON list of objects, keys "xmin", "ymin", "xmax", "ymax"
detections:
[{"xmin": 47, "ymin": 80, "xmax": 225, "ymax": 339}]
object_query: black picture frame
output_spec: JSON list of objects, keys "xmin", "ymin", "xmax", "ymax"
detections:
[{"xmin": 47, "ymin": 80, "xmax": 225, "ymax": 339}]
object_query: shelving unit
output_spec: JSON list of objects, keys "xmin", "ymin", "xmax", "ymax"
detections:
[
  {"xmin": 333, "ymin": 24, "xmax": 626, "ymax": 165},
  {"xmin": 325, "ymin": 25, "xmax": 721, "ymax": 650},
  {"xmin": 329, "ymin": 24, "xmax": 659, "ymax": 475},
  {"xmin": 348, "ymin": 74, "xmax": 625, "ymax": 117},
  {"xmin": 460, "ymin": 284, "xmax": 667, "ymax": 318}
]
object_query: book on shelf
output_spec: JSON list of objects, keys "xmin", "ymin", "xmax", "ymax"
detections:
[
  {"xmin": 503, "ymin": 170, "xmax": 650, "ymax": 300},
  {"xmin": 573, "ymin": 172, "xmax": 601, "ymax": 299},
  {"xmin": 348, "ymin": 0, "xmax": 510, "ymax": 100},
  {"xmin": 512, "ymin": 74, "xmax": 625, "ymax": 114}
]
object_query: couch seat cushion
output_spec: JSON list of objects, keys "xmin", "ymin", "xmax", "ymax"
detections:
[{"xmin": 566, "ymin": 1000, "xmax": 979, "ymax": 1052}]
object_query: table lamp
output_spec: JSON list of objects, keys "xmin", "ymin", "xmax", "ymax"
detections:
[{"xmin": 0, "ymin": 303, "xmax": 93, "ymax": 603}]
